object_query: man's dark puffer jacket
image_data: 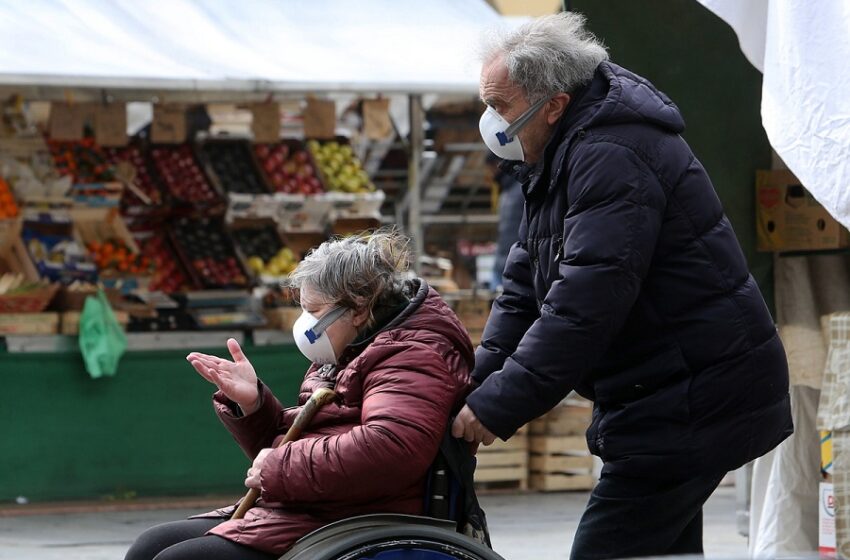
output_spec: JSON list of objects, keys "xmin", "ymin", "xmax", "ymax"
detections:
[{"xmin": 467, "ymin": 61, "xmax": 792, "ymax": 479}]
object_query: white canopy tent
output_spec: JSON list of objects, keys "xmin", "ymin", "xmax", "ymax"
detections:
[
  {"xmin": 0, "ymin": 0, "xmax": 501, "ymax": 95},
  {"xmin": 0, "ymin": 0, "xmax": 506, "ymax": 261}
]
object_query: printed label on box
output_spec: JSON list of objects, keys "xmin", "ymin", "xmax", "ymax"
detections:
[{"xmin": 820, "ymin": 482, "xmax": 836, "ymax": 558}]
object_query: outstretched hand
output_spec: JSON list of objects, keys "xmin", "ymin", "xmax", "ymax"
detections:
[{"xmin": 187, "ymin": 338, "xmax": 260, "ymax": 414}]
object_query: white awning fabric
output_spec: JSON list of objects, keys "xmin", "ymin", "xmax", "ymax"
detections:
[
  {"xmin": 698, "ymin": 0, "xmax": 850, "ymax": 229},
  {"xmin": 0, "ymin": 0, "xmax": 503, "ymax": 94}
]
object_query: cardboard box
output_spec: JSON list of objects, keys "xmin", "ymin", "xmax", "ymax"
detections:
[
  {"xmin": 820, "ymin": 482, "xmax": 836, "ymax": 558},
  {"xmin": 0, "ymin": 312, "xmax": 59, "ymax": 334},
  {"xmin": 756, "ymin": 170, "xmax": 850, "ymax": 252},
  {"xmin": 0, "ymin": 219, "xmax": 40, "ymax": 282}
]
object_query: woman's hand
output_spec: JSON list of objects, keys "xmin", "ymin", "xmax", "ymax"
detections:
[
  {"xmin": 244, "ymin": 448, "xmax": 273, "ymax": 489},
  {"xmin": 187, "ymin": 338, "xmax": 260, "ymax": 414}
]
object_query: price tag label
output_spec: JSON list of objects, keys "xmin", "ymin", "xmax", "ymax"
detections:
[
  {"xmin": 48, "ymin": 102, "xmax": 84, "ymax": 141},
  {"xmin": 94, "ymin": 103, "xmax": 127, "ymax": 147},
  {"xmin": 362, "ymin": 98, "xmax": 393, "ymax": 140},
  {"xmin": 303, "ymin": 98, "xmax": 336, "ymax": 140},
  {"xmin": 151, "ymin": 104, "xmax": 186, "ymax": 144},
  {"xmin": 250, "ymin": 103, "xmax": 281, "ymax": 143}
]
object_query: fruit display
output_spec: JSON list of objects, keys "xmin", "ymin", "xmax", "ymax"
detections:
[
  {"xmin": 246, "ymin": 246, "xmax": 299, "ymax": 277},
  {"xmin": 200, "ymin": 140, "xmax": 269, "ymax": 194},
  {"xmin": 48, "ymin": 139, "xmax": 115, "ymax": 184},
  {"xmin": 0, "ymin": 177, "xmax": 19, "ymax": 219},
  {"xmin": 103, "ymin": 146, "xmax": 164, "ymax": 208},
  {"xmin": 150, "ymin": 145, "xmax": 220, "ymax": 205},
  {"xmin": 139, "ymin": 232, "xmax": 194, "ymax": 293},
  {"xmin": 307, "ymin": 140, "xmax": 374, "ymax": 193},
  {"xmin": 170, "ymin": 217, "xmax": 248, "ymax": 288},
  {"xmin": 86, "ymin": 239, "xmax": 153, "ymax": 276},
  {"xmin": 254, "ymin": 142, "xmax": 323, "ymax": 194},
  {"xmin": 230, "ymin": 222, "xmax": 300, "ymax": 277}
]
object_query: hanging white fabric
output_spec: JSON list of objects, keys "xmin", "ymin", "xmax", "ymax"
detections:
[{"xmin": 697, "ymin": 0, "xmax": 850, "ymax": 230}]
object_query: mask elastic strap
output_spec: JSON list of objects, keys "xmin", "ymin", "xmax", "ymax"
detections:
[
  {"xmin": 307, "ymin": 306, "xmax": 347, "ymax": 342},
  {"xmin": 504, "ymin": 95, "xmax": 551, "ymax": 138}
]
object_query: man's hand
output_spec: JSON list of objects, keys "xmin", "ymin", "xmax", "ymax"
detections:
[
  {"xmin": 244, "ymin": 448, "xmax": 273, "ymax": 489},
  {"xmin": 451, "ymin": 405, "xmax": 497, "ymax": 445}
]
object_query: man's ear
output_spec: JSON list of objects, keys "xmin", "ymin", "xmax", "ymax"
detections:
[{"xmin": 546, "ymin": 93, "xmax": 571, "ymax": 125}]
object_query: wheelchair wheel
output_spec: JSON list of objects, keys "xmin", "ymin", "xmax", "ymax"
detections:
[{"xmin": 280, "ymin": 514, "xmax": 505, "ymax": 560}]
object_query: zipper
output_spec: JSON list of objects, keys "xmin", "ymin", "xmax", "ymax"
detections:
[{"xmin": 553, "ymin": 235, "xmax": 564, "ymax": 263}]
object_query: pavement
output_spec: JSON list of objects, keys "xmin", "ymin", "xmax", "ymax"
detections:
[{"xmin": 0, "ymin": 487, "xmax": 749, "ymax": 559}]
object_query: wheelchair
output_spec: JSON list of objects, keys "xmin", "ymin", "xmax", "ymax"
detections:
[{"xmin": 278, "ymin": 432, "xmax": 507, "ymax": 560}]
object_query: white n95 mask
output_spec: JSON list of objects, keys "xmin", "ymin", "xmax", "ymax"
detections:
[
  {"xmin": 292, "ymin": 306, "xmax": 347, "ymax": 365},
  {"xmin": 478, "ymin": 96, "xmax": 551, "ymax": 162}
]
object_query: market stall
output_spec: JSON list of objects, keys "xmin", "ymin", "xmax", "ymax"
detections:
[{"xmin": 0, "ymin": 0, "xmax": 505, "ymax": 503}]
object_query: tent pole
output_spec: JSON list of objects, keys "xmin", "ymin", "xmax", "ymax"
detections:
[{"xmin": 408, "ymin": 93, "xmax": 424, "ymax": 273}]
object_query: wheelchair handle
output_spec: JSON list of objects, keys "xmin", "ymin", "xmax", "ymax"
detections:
[{"xmin": 231, "ymin": 387, "xmax": 337, "ymax": 520}]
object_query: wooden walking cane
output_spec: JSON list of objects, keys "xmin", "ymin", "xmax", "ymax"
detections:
[{"xmin": 231, "ymin": 387, "xmax": 337, "ymax": 520}]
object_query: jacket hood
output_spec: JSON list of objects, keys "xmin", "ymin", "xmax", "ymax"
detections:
[
  {"xmin": 348, "ymin": 278, "xmax": 475, "ymax": 371},
  {"xmin": 574, "ymin": 61, "xmax": 685, "ymax": 134}
]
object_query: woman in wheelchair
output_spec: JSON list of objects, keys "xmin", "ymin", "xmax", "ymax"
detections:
[{"xmin": 125, "ymin": 230, "xmax": 483, "ymax": 560}]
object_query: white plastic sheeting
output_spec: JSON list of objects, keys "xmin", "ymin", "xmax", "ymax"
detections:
[
  {"xmin": 697, "ymin": 0, "xmax": 850, "ymax": 230},
  {"xmin": 0, "ymin": 0, "xmax": 502, "ymax": 94}
]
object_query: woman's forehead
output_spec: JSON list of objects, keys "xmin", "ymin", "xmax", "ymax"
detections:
[{"xmin": 299, "ymin": 284, "xmax": 332, "ymax": 307}]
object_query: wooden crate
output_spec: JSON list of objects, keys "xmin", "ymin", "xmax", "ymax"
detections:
[
  {"xmin": 0, "ymin": 312, "xmax": 59, "ymax": 335},
  {"xmin": 474, "ymin": 427, "xmax": 528, "ymax": 491},
  {"xmin": 529, "ymin": 402, "xmax": 596, "ymax": 492},
  {"xmin": 529, "ymin": 401, "xmax": 592, "ymax": 436},
  {"xmin": 60, "ymin": 310, "xmax": 129, "ymax": 335}
]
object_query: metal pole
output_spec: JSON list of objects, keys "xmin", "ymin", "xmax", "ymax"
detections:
[{"xmin": 408, "ymin": 94, "xmax": 424, "ymax": 274}]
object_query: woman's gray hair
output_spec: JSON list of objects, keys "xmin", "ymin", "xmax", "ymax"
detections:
[
  {"xmin": 287, "ymin": 228, "xmax": 410, "ymax": 327},
  {"xmin": 480, "ymin": 12, "xmax": 608, "ymax": 101}
]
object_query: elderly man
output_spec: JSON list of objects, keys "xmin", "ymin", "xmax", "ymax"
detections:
[{"xmin": 452, "ymin": 12, "xmax": 792, "ymax": 559}]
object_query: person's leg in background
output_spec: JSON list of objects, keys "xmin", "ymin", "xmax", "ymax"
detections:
[
  {"xmin": 124, "ymin": 518, "xmax": 275, "ymax": 560},
  {"xmin": 569, "ymin": 472, "xmax": 724, "ymax": 559}
]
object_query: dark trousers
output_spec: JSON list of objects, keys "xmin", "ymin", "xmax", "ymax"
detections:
[
  {"xmin": 124, "ymin": 518, "xmax": 276, "ymax": 560},
  {"xmin": 570, "ymin": 471, "xmax": 725, "ymax": 559}
]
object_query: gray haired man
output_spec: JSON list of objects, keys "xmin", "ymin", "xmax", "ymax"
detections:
[{"xmin": 452, "ymin": 12, "xmax": 792, "ymax": 559}]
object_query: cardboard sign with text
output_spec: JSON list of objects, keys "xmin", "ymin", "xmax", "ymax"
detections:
[
  {"xmin": 362, "ymin": 98, "xmax": 393, "ymax": 140},
  {"xmin": 250, "ymin": 103, "xmax": 281, "ymax": 143},
  {"xmin": 151, "ymin": 104, "xmax": 187, "ymax": 144},
  {"xmin": 303, "ymin": 98, "xmax": 336, "ymax": 139},
  {"xmin": 94, "ymin": 103, "xmax": 128, "ymax": 147},
  {"xmin": 48, "ymin": 103, "xmax": 84, "ymax": 141},
  {"xmin": 756, "ymin": 169, "xmax": 850, "ymax": 252}
]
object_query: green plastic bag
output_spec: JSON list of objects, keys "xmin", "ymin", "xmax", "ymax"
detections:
[{"xmin": 79, "ymin": 290, "xmax": 127, "ymax": 379}]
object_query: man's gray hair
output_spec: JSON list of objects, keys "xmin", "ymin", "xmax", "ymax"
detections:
[
  {"xmin": 287, "ymin": 228, "xmax": 410, "ymax": 326},
  {"xmin": 481, "ymin": 12, "xmax": 609, "ymax": 101}
]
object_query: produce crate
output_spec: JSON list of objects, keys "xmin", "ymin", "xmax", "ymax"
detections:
[
  {"xmin": 54, "ymin": 285, "xmax": 122, "ymax": 312},
  {"xmin": 0, "ymin": 312, "xmax": 59, "ymax": 334},
  {"xmin": 21, "ymin": 213, "xmax": 98, "ymax": 284},
  {"xmin": 103, "ymin": 145, "xmax": 168, "ymax": 217},
  {"xmin": 71, "ymin": 207, "xmax": 139, "ymax": 254},
  {"xmin": 254, "ymin": 139, "xmax": 324, "ymax": 195},
  {"xmin": 474, "ymin": 427, "xmax": 528, "ymax": 492},
  {"xmin": 169, "ymin": 217, "xmax": 249, "ymax": 289},
  {"xmin": 529, "ymin": 434, "xmax": 595, "ymax": 492},
  {"xmin": 149, "ymin": 144, "xmax": 225, "ymax": 215},
  {"xmin": 198, "ymin": 138, "xmax": 271, "ymax": 195},
  {"xmin": 0, "ymin": 278, "xmax": 58, "ymax": 313},
  {"xmin": 135, "ymin": 231, "xmax": 197, "ymax": 294}
]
